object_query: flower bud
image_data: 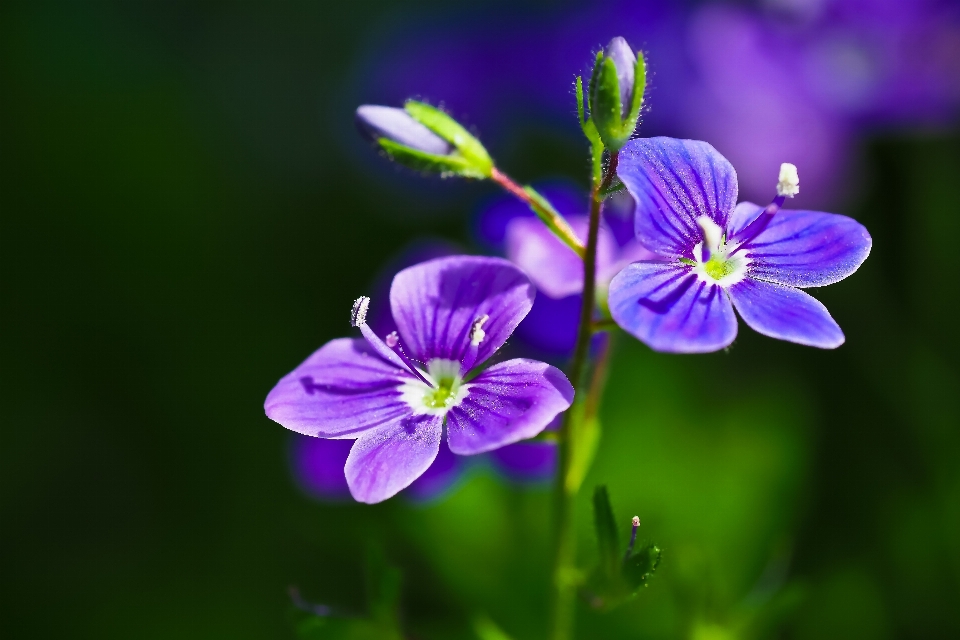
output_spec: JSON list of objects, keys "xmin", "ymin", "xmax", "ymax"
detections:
[
  {"xmin": 356, "ymin": 105, "xmax": 453, "ymax": 156},
  {"xmin": 355, "ymin": 101, "xmax": 493, "ymax": 179},
  {"xmin": 588, "ymin": 37, "xmax": 646, "ymax": 151}
]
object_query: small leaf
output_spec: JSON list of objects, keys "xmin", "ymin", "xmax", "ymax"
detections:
[
  {"xmin": 593, "ymin": 486, "xmax": 620, "ymax": 580},
  {"xmin": 622, "ymin": 543, "xmax": 661, "ymax": 590}
]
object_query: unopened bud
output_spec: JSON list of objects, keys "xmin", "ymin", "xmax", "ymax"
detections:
[
  {"xmin": 355, "ymin": 101, "xmax": 493, "ymax": 179},
  {"xmin": 356, "ymin": 105, "xmax": 452, "ymax": 156},
  {"xmin": 588, "ymin": 37, "xmax": 646, "ymax": 151},
  {"xmin": 605, "ymin": 37, "xmax": 637, "ymax": 119}
]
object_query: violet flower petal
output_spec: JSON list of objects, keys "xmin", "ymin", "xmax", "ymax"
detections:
[
  {"xmin": 344, "ymin": 413, "xmax": 444, "ymax": 504},
  {"xmin": 728, "ymin": 278, "xmax": 844, "ymax": 348},
  {"xmin": 390, "ymin": 255, "xmax": 534, "ymax": 365},
  {"xmin": 355, "ymin": 105, "xmax": 453, "ymax": 156},
  {"xmin": 265, "ymin": 338, "xmax": 411, "ymax": 438},
  {"xmin": 446, "ymin": 359, "xmax": 574, "ymax": 455},
  {"xmin": 505, "ymin": 216, "xmax": 619, "ymax": 299},
  {"xmin": 514, "ymin": 293, "xmax": 581, "ymax": 355},
  {"xmin": 740, "ymin": 208, "xmax": 873, "ymax": 288},
  {"xmin": 605, "ymin": 36, "xmax": 637, "ymax": 118},
  {"xmin": 618, "ymin": 137, "xmax": 739, "ymax": 259},
  {"xmin": 608, "ymin": 262, "xmax": 738, "ymax": 353}
]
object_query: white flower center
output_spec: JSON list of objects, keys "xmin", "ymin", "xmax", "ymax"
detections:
[
  {"xmin": 399, "ymin": 358, "xmax": 469, "ymax": 416},
  {"xmin": 691, "ymin": 216, "xmax": 750, "ymax": 287}
]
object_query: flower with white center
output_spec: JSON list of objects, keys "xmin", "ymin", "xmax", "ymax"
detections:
[
  {"xmin": 608, "ymin": 137, "xmax": 872, "ymax": 353},
  {"xmin": 265, "ymin": 256, "xmax": 574, "ymax": 503}
]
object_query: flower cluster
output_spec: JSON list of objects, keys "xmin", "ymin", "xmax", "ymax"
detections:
[{"xmin": 265, "ymin": 36, "xmax": 871, "ymax": 514}]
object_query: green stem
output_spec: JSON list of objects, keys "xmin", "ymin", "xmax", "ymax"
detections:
[
  {"xmin": 490, "ymin": 167, "xmax": 585, "ymax": 258},
  {"xmin": 549, "ymin": 151, "xmax": 619, "ymax": 640}
]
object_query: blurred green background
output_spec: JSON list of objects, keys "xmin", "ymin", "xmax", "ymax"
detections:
[{"xmin": 2, "ymin": 2, "xmax": 959, "ymax": 639}]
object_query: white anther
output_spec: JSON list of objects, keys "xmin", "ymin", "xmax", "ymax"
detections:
[
  {"xmin": 696, "ymin": 216, "xmax": 724, "ymax": 254},
  {"xmin": 469, "ymin": 314, "xmax": 489, "ymax": 346},
  {"xmin": 350, "ymin": 296, "xmax": 370, "ymax": 327},
  {"xmin": 385, "ymin": 331, "xmax": 399, "ymax": 348},
  {"xmin": 632, "ymin": 516, "xmax": 641, "ymax": 527},
  {"xmin": 777, "ymin": 162, "xmax": 800, "ymax": 197}
]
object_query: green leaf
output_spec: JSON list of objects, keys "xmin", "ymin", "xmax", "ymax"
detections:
[
  {"xmin": 622, "ymin": 543, "xmax": 661, "ymax": 590},
  {"xmin": 593, "ymin": 486, "xmax": 620, "ymax": 580},
  {"xmin": 404, "ymin": 100, "xmax": 492, "ymax": 176}
]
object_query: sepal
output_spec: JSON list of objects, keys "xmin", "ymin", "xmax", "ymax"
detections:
[{"xmin": 403, "ymin": 100, "xmax": 493, "ymax": 178}]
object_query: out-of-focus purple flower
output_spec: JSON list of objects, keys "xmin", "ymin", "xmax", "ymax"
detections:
[
  {"xmin": 608, "ymin": 137, "xmax": 871, "ymax": 353},
  {"xmin": 475, "ymin": 182, "xmax": 654, "ymax": 355},
  {"xmin": 488, "ymin": 440, "xmax": 557, "ymax": 484},
  {"xmin": 356, "ymin": 105, "xmax": 453, "ymax": 155},
  {"xmin": 266, "ymin": 256, "xmax": 574, "ymax": 503},
  {"xmin": 505, "ymin": 215, "xmax": 655, "ymax": 300}
]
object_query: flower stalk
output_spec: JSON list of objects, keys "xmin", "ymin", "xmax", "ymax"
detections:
[
  {"xmin": 490, "ymin": 167, "xmax": 585, "ymax": 258},
  {"xmin": 549, "ymin": 150, "xmax": 619, "ymax": 640}
]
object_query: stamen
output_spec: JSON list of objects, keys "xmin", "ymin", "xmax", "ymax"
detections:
[
  {"xmin": 776, "ymin": 162, "xmax": 799, "ymax": 198},
  {"xmin": 623, "ymin": 515, "xmax": 641, "ymax": 562},
  {"xmin": 386, "ymin": 330, "xmax": 433, "ymax": 387},
  {"xmin": 696, "ymin": 216, "xmax": 724, "ymax": 263},
  {"xmin": 349, "ymin": 297, "xmax": 432, "ymax": 386},
  {"xmin": 350, "ymin": 296, "xmax": 370, "ymax": 327},
  {"xmin": 730, "ymin": 163, "xmax": 800, "ymax": 251},
  {"xmin": 461, "ymin": 314, "xmax": 490, "ymax": 373},
  {"xmin": 470, "ymin": 314, "xmax": 489, "ymax": 346}
]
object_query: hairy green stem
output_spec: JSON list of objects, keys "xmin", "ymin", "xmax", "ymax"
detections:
[
  {"xmin": 549, "ymin": 151, "xmax": 619, "ymax": 640},
  {"xmin": 489, "ymin": 167, "xmax": 585, "ymax": 257}
]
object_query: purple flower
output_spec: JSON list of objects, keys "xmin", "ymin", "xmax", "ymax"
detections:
[
  {"xmin": 265, "ymin": 256, "xmax": 574, "ymax": 503},
  {"xmin": 608, "ymin": 137, "xmax": 872, "ymax": 353}
]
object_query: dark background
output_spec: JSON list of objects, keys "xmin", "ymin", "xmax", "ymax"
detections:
[{"xmin": 2, "ymin": 2, "xmax": 959, "ymax": 639}]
